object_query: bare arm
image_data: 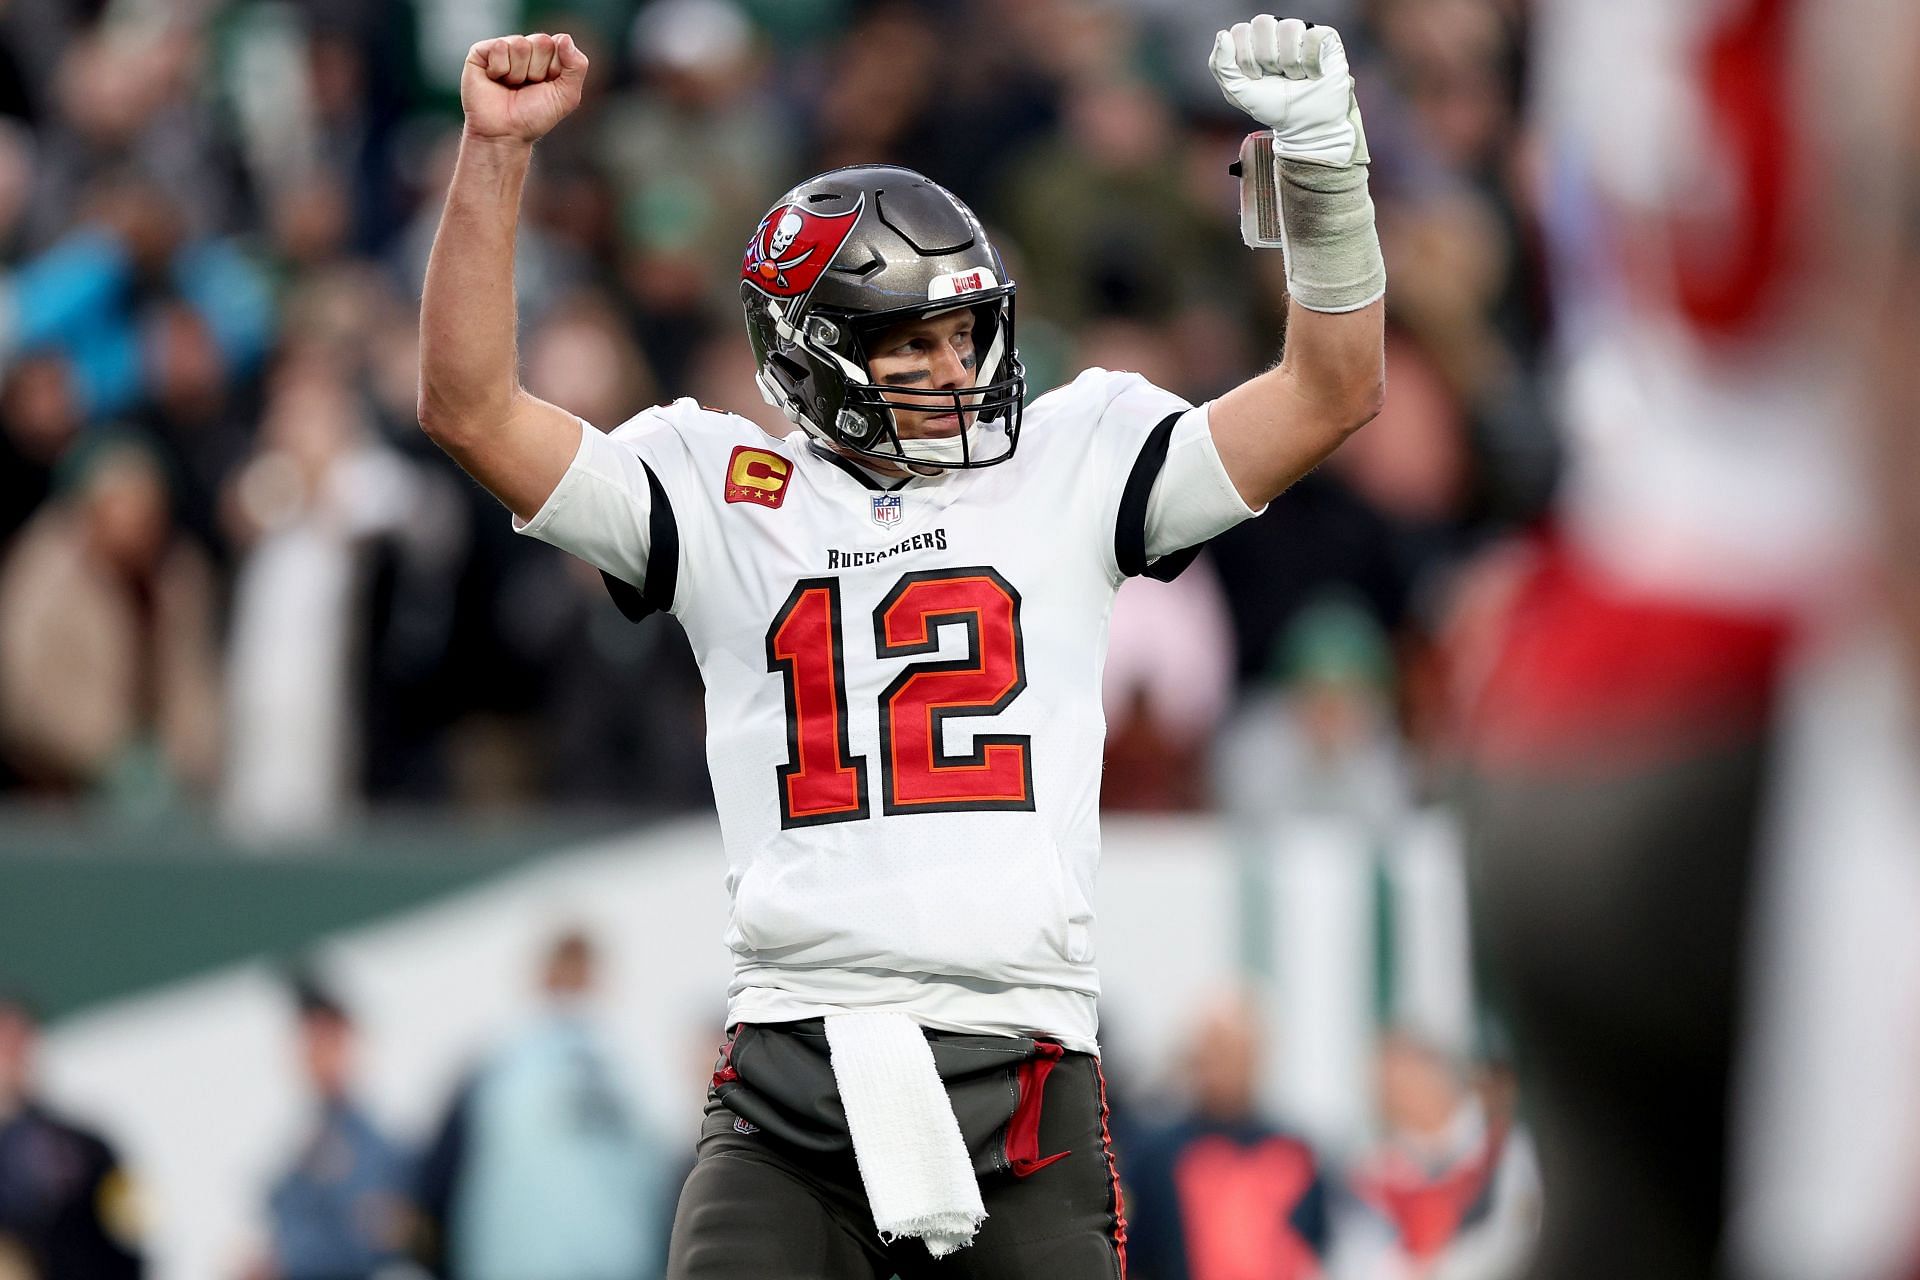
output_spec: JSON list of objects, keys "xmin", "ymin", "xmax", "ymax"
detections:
[
  {"xmin": 1209, "ymin": 296, "xmax": 1385, "ymax": 508},
  {"xmin": 417, "ymin": 33, "xmax": 590, "ymax": 522}
]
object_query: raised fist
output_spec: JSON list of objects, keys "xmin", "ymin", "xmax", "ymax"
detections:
[
  {"xmin": 461, "ymin": 33, "xmax": 590, "ymax": 144},
  {"xmin": 1210, "ymin": 16, "xmax": 1368, "ymax": 167}
]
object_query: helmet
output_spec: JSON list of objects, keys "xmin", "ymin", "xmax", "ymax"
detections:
[{"xmin": 740, "ymin": 165, "xmax": 1024, "ymax": 469}]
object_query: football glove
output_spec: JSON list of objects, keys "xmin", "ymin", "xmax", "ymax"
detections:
[{"xmin": 1209, "ymin": 15, "xmax": 1368, "ymax": 168}]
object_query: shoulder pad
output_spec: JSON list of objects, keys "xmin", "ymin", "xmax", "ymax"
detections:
[{"xmin": 608, "ymin": 397, "xmax": 798, "ymax": 450}]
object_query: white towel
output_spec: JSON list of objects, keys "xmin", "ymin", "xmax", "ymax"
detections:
[{"xmin": 824, "ymin": 1011, "xmax": 987, "ymax": 1257}]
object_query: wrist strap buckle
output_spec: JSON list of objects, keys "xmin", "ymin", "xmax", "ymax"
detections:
[{"xmin": 1232, "ymin": 131, "xmax": 1285, "ymax": 249}]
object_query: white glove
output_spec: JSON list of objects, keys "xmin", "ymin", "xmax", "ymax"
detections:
[{"xmin": 1209, "ymin": 15, "xmax": 1368, "ymax": 168}]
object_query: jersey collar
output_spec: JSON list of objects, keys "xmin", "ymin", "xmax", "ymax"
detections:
[{"xmin": 807, "ymin": 442, "xmax": 918, "ymax": 492}]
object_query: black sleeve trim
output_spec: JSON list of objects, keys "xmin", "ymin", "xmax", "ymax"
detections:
[
  {"xmin": 601, "ymin": 460, "xmax": 679, "ymax": 623},
  {"xmin": 1115, "ymin": 411, "xmax": 1206, "ymax": 583}
]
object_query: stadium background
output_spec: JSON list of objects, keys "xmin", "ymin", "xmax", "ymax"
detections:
[{"xmin": 0, "ymin": 0, "xmax": 1556, "ymax": 1275}]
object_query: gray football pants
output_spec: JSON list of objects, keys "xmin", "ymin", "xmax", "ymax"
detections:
[{"xmin": 666, "ymin": 1021, "xmax": 1129, "ymax": 1279}]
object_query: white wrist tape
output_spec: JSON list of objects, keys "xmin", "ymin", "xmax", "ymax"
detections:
[{"xmin": 1234, "ymin": 130, "xmax": 1386, "ymax": 314}]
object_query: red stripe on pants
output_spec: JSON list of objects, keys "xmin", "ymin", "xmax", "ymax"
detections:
[{"xmin": 1093, "ymin": 1058, "xmax": 1129, "ymax": 1277}]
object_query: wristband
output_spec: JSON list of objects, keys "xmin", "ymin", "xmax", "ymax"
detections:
[{"xmin": 1233, "ymin": 130, "xmax": 1386, "ymax": 313}]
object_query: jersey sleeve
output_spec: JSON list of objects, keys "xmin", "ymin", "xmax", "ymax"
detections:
[
  {"xmin": 1048, "ymin": 368, "xmax": 1262, "ymax": 583},
  {"xmin": 1140, "ymin": 402, "xmax": 1265, "ymax": 566},
  {"xmin": 511, "ymin": 408, "xmax": 687, "ymax": 620}
]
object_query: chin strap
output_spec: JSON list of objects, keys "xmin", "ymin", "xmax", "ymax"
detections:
[{"xmin": 893, "ymin": 422, "xmax": 991, "ymax": 467}]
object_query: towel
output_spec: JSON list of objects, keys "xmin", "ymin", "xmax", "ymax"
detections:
[{"xmin": 824, "ymin": 1011, "xmax": 987, "ymax": 1257}]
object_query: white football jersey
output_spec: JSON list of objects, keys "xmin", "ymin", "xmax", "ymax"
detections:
[
  {"xmin": 517, "ymin": 368, "xmax": 1257, "ymax": 1051},
  {"xmin": 1534, "ymin": 0, "xmax": 1916, "ymax": 607}
]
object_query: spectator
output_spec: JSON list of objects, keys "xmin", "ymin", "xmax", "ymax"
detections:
[
  {"xmin": 27, "ymin": 25, "xmax": 244, "ymax": 250},
  {"xmin": 1102, "ymin": 560, "xmax": 1237, "ymax": 811},
  {"xmin": 1338, "ymin": 1030, "xmax": 1531, "ymax": 1280},
  {"xmin": 0, "ymin": 436, "xmax": 222, "ymax": 810},
  {"xmin": 0, "ymin": 352, "xmax": 82, "ymax": 547},
  {"xmin": 415, "ymin": 931, "xmax": 669, "ymax": 1280},
  {"xmin": 0, "ymin": 990, "xmax": 144, "ymax": 1278},
  {"xmin": 218, "ymin": 347, "xmax": 462, "ymax": 841},
  {"xmin": 1425, "ymin": 1045, "xmax": 1540, "ymax": 1280},
  {"xmin": 1217, "ymin": 591, "xmax": 1412, "ymax": 835},
  {"xmin": 1374, "ymin": 0, "xmax": 1520, "ymax": 187},
  {"xmin": 261, "ymin": 973, "xmax": 415, "ymax": 1280},
  {"xmin": 598, "ymin": 0, "xmax": 791, "ymax": 302},
  {"xmin": 591, "ymin": 0, "xmax": 777, "ymax": 389},
  {"xmin": 4, "ymin": 169, "xmax": 274, "ymax": 424},
  {"xmin": 1126, "ymin": 991, "xmax": 1333, "ymax": 1280},
  {"xmin": 137, "ymin": 298, "xmax": 256, "ymax": 562},
  {"xmin": 217, "ymin": 17, "xmax": 408, "ymax": 259}
]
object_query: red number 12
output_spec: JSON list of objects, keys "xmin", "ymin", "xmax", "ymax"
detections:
[{"xmin": 766, "ymin": 567, "xmax": 1033, "ymax": 828}]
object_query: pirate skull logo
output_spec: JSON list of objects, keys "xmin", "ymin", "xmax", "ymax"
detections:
[
  {"xmin": 741, "ymin": 200, "xmax": 863, "ymax": 298},
  {"xmin": 768, "ymin": 212, "xmax": 804, "ymax": 259},
  {"xmin": 752, "ymin": 209, "xmax": 814, "ymax": 290}
]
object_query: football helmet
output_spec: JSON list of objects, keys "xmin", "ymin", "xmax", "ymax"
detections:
[{"xmin": 740, "ymin": 165, "xmax": 1024, "ymax": 469}]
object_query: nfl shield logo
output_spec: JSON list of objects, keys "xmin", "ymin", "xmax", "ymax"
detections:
[{"xmin": 871, "ymin": 493, "xmax": 903, "ymax": 527}]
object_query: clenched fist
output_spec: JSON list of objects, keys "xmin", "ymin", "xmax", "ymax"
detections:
[
  {"xmin": 1210, "ymin": 16, "xmax": 1367, "ymax": 168},
  {"xmin": 461, "ymin": 33, "xmax": 590, "ymax": 143}
]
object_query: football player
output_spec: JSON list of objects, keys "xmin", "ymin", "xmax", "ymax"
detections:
[
  {"xmin": 417, "ymin": 17, "xmax": 1383, "ymax": 1278},
  {"xmin": 1458, "ymin": 2, "xmax": 1920, "ymax": 1278}
]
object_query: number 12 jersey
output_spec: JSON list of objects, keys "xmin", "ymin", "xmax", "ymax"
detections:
[{"xmin": 516, "ymin": 368, "xmax": 1258, "ymax": 1051}]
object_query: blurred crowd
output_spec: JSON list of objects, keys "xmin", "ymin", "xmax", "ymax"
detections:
[
  {"xmin": 0, "ymin": 937, "xmax": 1540, "ymax": 1280},
  {"xmin": 0, "ymin": 0, "xmax": 1548, "ymax": 838}
]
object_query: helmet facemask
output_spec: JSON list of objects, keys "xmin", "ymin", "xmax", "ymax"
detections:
[
  {"xmin": 751, "ymin": 290, "xmax": 1024, "ymax": 471},
  {"xmin": 839, "ymin": 294, "xmax": 1023, "ymax": 469}
]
